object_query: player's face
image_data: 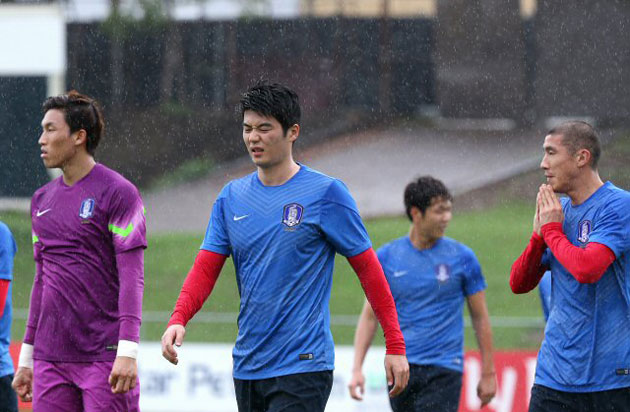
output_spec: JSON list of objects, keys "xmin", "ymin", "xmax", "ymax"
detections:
[
  {"xmin": 416, "ymin": 197, "xmax": 452, "ymax": 240},
  {"xmin": 242, "ymin": 110, "xmax": 298, "ymax": 169},
  {"xmin": 39, "ymin": 109, "xmax": 79, "ymax": 169},
  {"xmin": 540, "ymin": 134, "xmax": 579, "ymax": 193}
]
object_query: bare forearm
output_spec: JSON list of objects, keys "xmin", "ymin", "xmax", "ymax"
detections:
[
  {"xmin": 352, "ymin": 302, "xmax": 379, "ymax": 372},
  {"xmin": 472, "ymin": 314, "xmax": 495, "ymax": 374},
  {"xmin": 468, "ymin": 292, "xmax": 495, "ymax": 375}
]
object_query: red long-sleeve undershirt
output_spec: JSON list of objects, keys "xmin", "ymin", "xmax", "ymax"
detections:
[
  {"xmin": 510, "ymin": 223, "xmax": 616, "ymax": 293},
  {"xmin": 347, "ymin": 248, "xmax": 406, "ymax": 355},
  {"xmin": 168, "ymin": 250, "xmax": 227, "ymax": 328},
  {"xmin": 510, "ymin": 232, "xmax": 548, "ymax": 294},
  {"xmin": 168, "ymin": 248, "xmax": 406, "ymax": 355},
  {"xmin": 0, "ymin": 280, "xmax": 9, "ymax": 317},
  {"xmin": 541, "ymin": 222, "xmax": 615, "ymax": 284}
]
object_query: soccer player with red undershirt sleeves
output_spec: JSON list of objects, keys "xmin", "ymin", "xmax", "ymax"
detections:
[
  {"xmin": 510, "ymin": 121, "xmax": 630, "ymax": 411},
  {"xmin": 161, "ymin": 81, "xmax": 409, "ymax": 411},
  {"xmin": 12, "ymin": 91, "xmax": 146, "ymax": 411}
]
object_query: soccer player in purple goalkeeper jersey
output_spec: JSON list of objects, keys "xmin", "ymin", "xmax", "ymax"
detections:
[{"xmin": 12, "ymin": 91, "xmax": 146, "ymax": 412}]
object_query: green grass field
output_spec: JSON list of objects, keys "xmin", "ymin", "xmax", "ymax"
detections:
[
  {"xmin": 7, "ymin": 135, "xmax": 629, "ymax": 354},
  {"xmin": 1, "ymin": 199, "xmax": 545, "ymax": 351}
]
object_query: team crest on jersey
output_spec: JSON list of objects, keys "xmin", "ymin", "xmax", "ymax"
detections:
[
  {"xmin": 282, "ymin": 203, "xmax": 304, "ymax": 228},
  {"xmin": 577, "ymin": 220, "xmax": 592, "ymax": 243},
  {"xmin": 79, "ymin": 198, "xmax": 95, "ymax": 219},
  {"xmin": 435, "ymin": 264, "xmax": 450, "ymax": 284}
]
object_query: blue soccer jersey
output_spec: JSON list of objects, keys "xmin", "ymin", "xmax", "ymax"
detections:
[
  {"xmin": 377, "ymin": 236, "xmax": 486, "ymax": 372},
  {"xmin": 201, "ymin": 165, "xmax": 372, "ymax": 379},
  {"xmin": 537, "ymin": 182, "xmax": 630, "ymax": 392},
  {"xmin": 0, "ymin": 221, "xmax": 16, "ymax": 378},
  {"xmin": 538, "ymin": 271, "xmax": 552, "ymax": 322}
]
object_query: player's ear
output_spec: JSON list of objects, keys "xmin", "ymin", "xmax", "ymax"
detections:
[
  {"xmin": 575, "ymin": 148, "xmax": 591, "ymax": 168},
  {"xmin": 410, "ymin": 206, "xmax": 422, "ymax": 221},
  {"xmin": 287, "ymin": 124, "xmax": 299, "ymax": 143},
  {"xmin": 72, "ymin": 129, "xmax": 88, "ymax": 148}
]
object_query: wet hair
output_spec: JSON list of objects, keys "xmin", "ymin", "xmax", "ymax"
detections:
[
  {"xmin": 238, "ymin": 81, "xmax": 300, "ymax": 135},
  {"xmin": 548, "ymin": 121, "xmax": 601, "ymax": 169},
  {"xmin": 42, "ymin": 90, "xmax": 104, "ymax": 156},
  {"xmin": 404, "ymin": 176, "xmax": 453, "ymax": 220}
]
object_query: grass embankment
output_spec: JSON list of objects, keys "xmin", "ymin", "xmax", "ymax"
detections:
[
  {"xmin": 2, "ymin": 200, "xmax": 541, "ymax": 350},
  {"xmin": 6, "ymin": 133, "xmax": 629, "ymax": 350}
]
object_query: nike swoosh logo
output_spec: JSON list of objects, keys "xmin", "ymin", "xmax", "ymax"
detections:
[
  {"xmin": 233, "ymin": 214, "xmax": 249, "ymax": 221},
  {"xmin": 393, "ymin": 270, "xmax": 408, "ymax": 278},
  {"xmin": 36, "ymin": 209, "xmax": 52, "ymax": 217}
]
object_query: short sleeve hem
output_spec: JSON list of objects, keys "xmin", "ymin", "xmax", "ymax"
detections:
[
  {"xmin": 200, "ymin": 244, "xmax": 231, "ymax": 256},
  {"xmin": 463, "ymin": 282, "xmax": 487, "ymax": 298},
  {"xmin": 341, "ymin": 244, "xmax": 372, "ymax": 259}
]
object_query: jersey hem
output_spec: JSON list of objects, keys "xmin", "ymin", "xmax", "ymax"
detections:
[
  {"xmin": 233, "ymin": 366, "xmax": 334, "ymax": 380},
  {"xmin": 535, "ymin": 379, "xmax": 630, "ymax": 393},
  {"xmin": 408, "ymin": 360, "xmax": 463, "ymax": 373}
]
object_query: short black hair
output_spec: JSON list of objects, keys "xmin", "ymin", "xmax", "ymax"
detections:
[
  {"xmin": 238, "ymin": 81, "xmax": 300, "ymax": 135},
  {"xmin": 404, "ymin": 176, "xmax": 453, "ymax": 220},
  {"xmin": 548, "ymin": 121, "xmax": 601, "ymax": 169},
  {"xmin": 42, "ymin": 90, "xmax": 104, "ymax": 156}
]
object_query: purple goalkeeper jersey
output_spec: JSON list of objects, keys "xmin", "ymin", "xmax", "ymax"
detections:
[{"xmin": 30, "ymin": 164, "xmax": 146, "ymax": 362}]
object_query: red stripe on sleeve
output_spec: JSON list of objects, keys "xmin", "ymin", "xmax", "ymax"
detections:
[
  {"xmin": 168, "ymin": 250, "xmax": 227, "ymax": 328},
  {"xmin": 347, "ymin": 248, "xmax": 406, "ymax": 355},
  {"xmin": 541, "ymin": 222, "xmax": 616, "ymax": 284},
  {"xmin": 510, "ymin": 232, "xmax": 548, "ymax": 294}
]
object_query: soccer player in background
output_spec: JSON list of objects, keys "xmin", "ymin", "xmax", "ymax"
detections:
[
  {"xmin": 161, "ymin": 81, "xmax": 409, "ymax": 411},
  {"xmin": 510, "ymin": 121, "xmax": 630, "ymax": 411},
  {"xmin": 348, "ymin": 176, "xmax": 496, "ymax": 411},
  {"xmin": 11, "ymin": 91, "xmax": 146, "ymax": 411},
  {"xmin": 0, "ymin": 221, "xmax": 18, "ymax": 412}
]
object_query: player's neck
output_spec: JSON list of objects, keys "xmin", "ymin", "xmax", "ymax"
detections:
[
  {"xmin": 61, "ymin": 154, "xmax": 96, "ymax": 186},
  {"xmin": 409, "ymin": 226, "xmax": 438, "ymax": 250},
  {"xmin": 257, "ymin": 158, "xmax": 300, "ymax": 186},
  {"xmin": 567, "ymin": 170, "xmax": 604, "ymax": 205}
]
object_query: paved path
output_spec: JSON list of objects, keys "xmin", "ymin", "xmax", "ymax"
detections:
[{"xmin": 143, "ymin": 127, "xmax": 545, "ymax": 233}]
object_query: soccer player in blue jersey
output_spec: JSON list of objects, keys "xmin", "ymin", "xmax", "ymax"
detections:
[
  {"xmin": 511, "ymin": 121, "xmax": 630, "ymax": 411},
  {"xmin": 0, "ymin": 221, "xmax": 18, "ymax": 412},
  {"xmin": 347, "ymin": 176, "xmax": 496, "ymax": 411},
  {"xmin": 161, "ymin": 81, "xmax": 409, "ymax": 411}
]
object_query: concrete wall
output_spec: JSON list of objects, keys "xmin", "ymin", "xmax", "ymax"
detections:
[
  {"xmin": 434, "ymin": 0, "xmax": 528, "ymax": 121},
  {"xmin": 534, "ymin": 0, "xmax": 630, "ymax": 122}
]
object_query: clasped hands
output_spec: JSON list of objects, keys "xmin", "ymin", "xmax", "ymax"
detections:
[{"xmin": 534, "ymin": 184, "xmax": 564, "ymax": 235}]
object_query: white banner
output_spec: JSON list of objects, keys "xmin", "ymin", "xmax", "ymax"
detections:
[
  {"xmin": 0, "ymin": 4, "xmax": 65, "ymax": 76},
  {"xmin": 137, "ymin": 343, "xmax": 538, "ymax": 412},
  {"xmin": 138, "ymin": 343, "xmax": 390, "ymax": 412}
]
